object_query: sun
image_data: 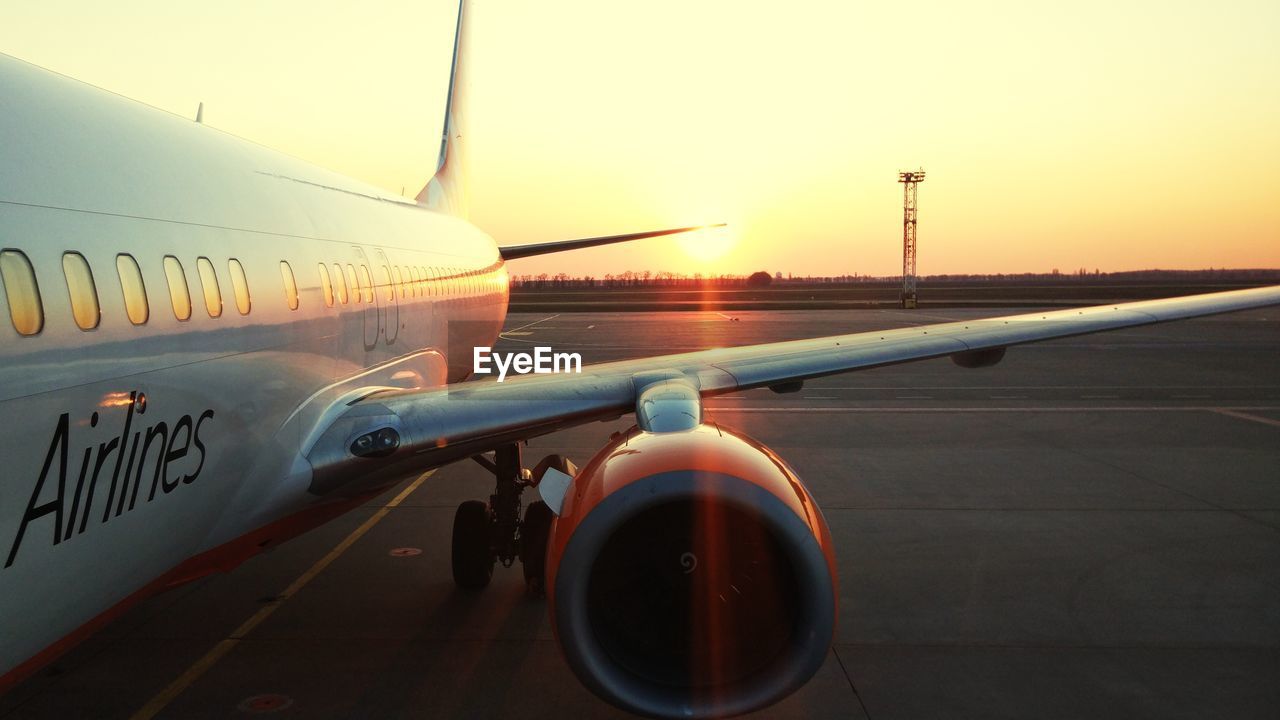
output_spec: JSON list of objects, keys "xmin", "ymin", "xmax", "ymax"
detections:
[{"xmin": 677, "ymin": 225, "xmax": 736, "ymax": 264}]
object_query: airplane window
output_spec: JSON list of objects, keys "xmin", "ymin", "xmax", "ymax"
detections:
[
  {"xmin": 228, "ymin": 258, "xmax": 251, "ymax": 315},
  {"xmin": 116, "ymin": 254, "xmax": 149, "ymax": 325},
  {"xmin": 163, "ymin": 256, "xmax": 192, "ymax": 321},
  {"xmin": 359, "ymin": 265, "xmax": 374, "ymax": 304},
  {"xmin": 196, "ymin": 257, "xmax": 222, "ymax": 318},
  {"xmin": 381, "ymin": 265, "xmax": 394, "ymax": 303},
  {"xmin": 346, "ymin": 264, "xmax": 360, "ymax": 304},
  {"xmin": 394, "ymin": 266, "xmax": 405, "ymax": 299},
  {"xmin": 62, "ymin": 252, "xmax": 100, "ymax": 330},
  {"xmin": 1, "ymin": 249, "xmax": 43, "ymax": 336},
  {"xmin": 318, "ymin": 263, "xmax": 334, "ymax": 308},
  {"xmin": 332, "ymin": 263, "xmax": 348, "ymax": 304},
  {"xmin": 280, "ymin": 261, "xmax": 299, "ymax": 311}
]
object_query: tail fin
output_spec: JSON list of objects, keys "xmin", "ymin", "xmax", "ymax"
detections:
[{"xmin": 416, "ymin": 0, "xmax": 470, "ymax": 217}]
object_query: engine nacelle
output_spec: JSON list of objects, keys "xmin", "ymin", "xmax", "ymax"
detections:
[{"xmin": 545, "ymin": 424, "xmax": 837, "ymax": 719}]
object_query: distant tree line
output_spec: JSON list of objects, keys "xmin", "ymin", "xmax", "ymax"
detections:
[
  {"xmin": 510, "ymin": 268, "xmax": 1280, "ymax": 290},
  {"xmin": 511, "ymin": 271, "xmax": 777, "ymax": 289}
]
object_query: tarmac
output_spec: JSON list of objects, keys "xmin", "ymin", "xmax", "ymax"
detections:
[{"xmin": 2, "ymin": 307, "xmax": 1278, "ymax": 719}]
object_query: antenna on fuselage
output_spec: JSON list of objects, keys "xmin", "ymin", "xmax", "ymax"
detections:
[{"xmin": 195, "ymin": 102, "xmax": 204, "ymax": 124}]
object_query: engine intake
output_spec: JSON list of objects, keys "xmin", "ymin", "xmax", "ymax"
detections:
[{"xmin": 545, "ymin": 424, "xmax": 837, "ymax": 719}]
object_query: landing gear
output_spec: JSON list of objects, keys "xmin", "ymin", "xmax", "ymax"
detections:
[
  {"xmin": 450, "ymin": 443, "xmax": 564, "ymax": 593},
  {"xmin": 520, "ymin": 501, "xmax": 553, "ymax": 594},
  {"xmin": 451, "ymin": 500, "xmax": 493, "ymax": 589}
]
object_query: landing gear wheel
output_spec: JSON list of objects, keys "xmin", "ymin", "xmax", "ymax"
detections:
[
  {"xmin": 452, "ymin": 500, "xmax": 494, "ymax": 589},
  {"xmin": 520, "ymin": 501, "xmax": 553, "ymax": 595}
]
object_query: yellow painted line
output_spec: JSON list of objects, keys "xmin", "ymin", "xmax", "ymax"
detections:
[
  {"xmin": 129, "ymin": 471, "xmax": 433, "ymax": 720},
  {"xmin": 501, "ymin": 313, "xmax": 559, "ymax": 335},
  {"xmin": 1212, "ymin": 408, "xmax": 1280, "ymax": 428}
]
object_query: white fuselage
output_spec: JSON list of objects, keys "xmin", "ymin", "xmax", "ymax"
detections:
[{"xmin": 0, "ymin": 54, "xmax": 507, "ymax": 682}]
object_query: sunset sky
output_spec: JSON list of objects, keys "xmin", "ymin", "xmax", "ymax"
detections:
[{"xmin": 2, "ymin": 0, "xmax": 1277, "ymax": 277}]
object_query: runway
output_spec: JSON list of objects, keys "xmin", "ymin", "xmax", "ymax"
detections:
[{"xmin": 3, "ymin": 307, "xmax": 1278, "ymax": 719}]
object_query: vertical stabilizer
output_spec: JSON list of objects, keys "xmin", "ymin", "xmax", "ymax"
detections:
[{"xmin": 417, "ymin": 0, "xmax": 471, "ymax": 217}]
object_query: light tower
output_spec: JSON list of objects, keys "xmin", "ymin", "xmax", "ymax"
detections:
[{"xmin": 898, "ymin": 169, "xmax": 925, "ymax": 309}]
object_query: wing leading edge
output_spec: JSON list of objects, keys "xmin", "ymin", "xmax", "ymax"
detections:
[{"xmin": 303, "ymin": 285, "xmax": 1280, "ymax": 496}]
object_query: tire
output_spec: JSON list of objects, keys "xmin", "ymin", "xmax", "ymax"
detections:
[
  {"xmin": 520, "ymin": 501, "xmax": 554, "ymax": 595},
  {"xmin": 452, "ymin": 500, "xmax": 493, "ymax": 589}
]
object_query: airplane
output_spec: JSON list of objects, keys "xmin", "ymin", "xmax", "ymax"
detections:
[{"xmin": 1, "ymin": 2, "xmax": 1278, "ymax": 718}]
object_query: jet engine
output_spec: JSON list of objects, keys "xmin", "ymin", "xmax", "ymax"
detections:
[{"xmin": 543, "ymin": 423, "xmax": 838, "ymax": 719}]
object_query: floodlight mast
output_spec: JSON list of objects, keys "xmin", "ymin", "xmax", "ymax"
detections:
[{"xmin": 898, "ymin": 169, "xmax": 925, "ymax": 309}]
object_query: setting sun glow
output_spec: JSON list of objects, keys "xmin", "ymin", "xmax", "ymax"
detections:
[
  {"xmin": 1, "ymin": 0, "xmax": 1276, "ymax": 277},
  {"xmin": 677, "ymin": 226, "xmax": 737, "ymax": 266}
]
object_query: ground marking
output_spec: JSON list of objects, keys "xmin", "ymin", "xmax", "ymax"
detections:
[
  {"xmin": 500, "ymin": 314, "xmax": 560, "ymax": 336},
  {"xmin": 129, "ymin": 471, "xmax": 433, "ymax": 720},
  {"xmin": 1211, "ymin": 408, "xmax": 1280, "ymax": 428},
  {"xmin": 878, "ymin": 309, "xmax": 962, "ymax": 323}
]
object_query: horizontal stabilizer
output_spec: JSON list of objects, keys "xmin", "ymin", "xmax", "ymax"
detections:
[{"xmin": 498, "ymin": 224, "xmax": 725, "ymax": 261}]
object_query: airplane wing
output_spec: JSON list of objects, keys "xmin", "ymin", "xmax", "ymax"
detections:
[
  {"xmin": 498, "ymin": 224, "xmax": 726, "ymax": 260},
  {"xmin": 303, "ymin": 285, "xmax": 1280, "ymax": 496}
]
